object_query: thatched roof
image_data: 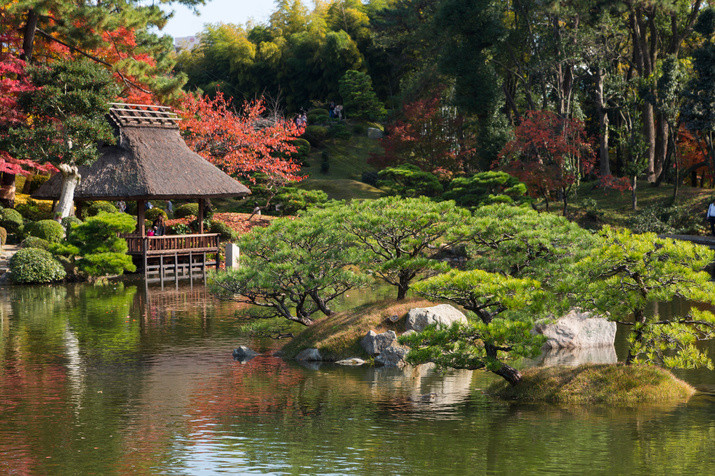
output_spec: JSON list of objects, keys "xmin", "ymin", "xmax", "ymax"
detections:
[{"xmin": 33, "ymin": 103, "xmax": 251, "ymax": 201}]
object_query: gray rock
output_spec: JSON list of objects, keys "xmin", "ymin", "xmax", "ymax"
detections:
[
  {"xmin": 232, "ymin": 346, "xmax": 258, "ymax": 362},
  {"xmin": 533, "ymin": 309, "xmax": 616, "ymax": 349},
  {"xmin": 375, "ymin": 345, "xmax": 409, "ymax": 368},
  {"xmin": 401, "ymin": 329, "xmax": 417, "ymax": 338},
  {"xmin": 367, "ymin": 127, "xmax": 383, "ymax": 139},
  {"xmin": 406, "ymin": 304, "xmax": 468, "ymax": 332},
  {"xmin": 335, "ymin": 358, "xmax": 366, "ymax": 366},
  {"xmin": 295, "ymin": 348, "xmax": 322, "ymax": 361},
  {"xmin": 360, "ymin": 330, "xmax": 397, "ymax": 356},
  {"xmin": 537, "ymin": 346, "xmax": 618, "ymax": 367}
]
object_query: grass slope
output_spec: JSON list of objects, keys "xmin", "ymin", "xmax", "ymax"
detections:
[
  {"xmin": 489, "ymin": 364, "xmax": 696, "ymax": 404},
  {"xmin": 281, "ymin": 298, "xmax": 435, "ymax": 361}
]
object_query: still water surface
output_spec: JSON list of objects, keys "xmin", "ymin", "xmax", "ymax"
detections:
[{"xmin": 0, "ymin": 282, "xmax": 713, "ymax": 475}]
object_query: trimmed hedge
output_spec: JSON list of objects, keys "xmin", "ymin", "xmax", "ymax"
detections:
[
  {"xmin": 84, "ymin": 201, "xmax": 118, "ymax": 218},
  {"xmin": 24, "ymin": 219, "xmax": 65, "ymax": 243},
  {"xmin": 209, "ymin": 220, "xmax": 237, "ymax": 242},
  {"xmin": 303, "ymin": 125, "xmax": 329, "ymax": 147},
  {"xmin": 174, "ymin": 203, "xmax": 199, "ymax": 219},
  {"xmin": 146, "ymin": 208, "xmax": 168, "ymax": 222},
  {"xmin": 9, "ymin": 248, "xmax": 66, "ymax": 284},
  {"xmin": 20, "ymin": 236, "xmax": 52, "ymax": 250},
  {"xmin": 61, "ymin": 216, "xmax": 82, "ymax": 235},
  {"xmin": 0, "ymin": 208, "xmax": 23, "ymax": 234},
  {"xmin": 16, "ymin": 199, "xmax": 53, "ymax": 221}
]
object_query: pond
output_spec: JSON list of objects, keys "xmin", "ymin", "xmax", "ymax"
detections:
[{"xmin": 0, "ymin": 281, "xmax": 713, "ymax": 475}]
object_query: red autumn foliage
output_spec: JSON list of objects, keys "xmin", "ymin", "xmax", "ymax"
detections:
[
  {"xmin": 371, "ymin": 91, "xmax": 474, "ymax": 174},
  {"xmin": 178, "ymin": 93, "xmax": 304, "ymax": 191},
  {"xmin": 677, "ymin": 126, "xmax": 711, "ymax": 185},
  {"xmin": 497, "ymin": 110, "xmax": 595, "ymax": 211}
]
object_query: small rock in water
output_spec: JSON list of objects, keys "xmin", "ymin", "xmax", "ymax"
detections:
[
  {"xmin": 335, "ymin": 358, "xmax": 366, "ymax": 366},
  {"xmin": 232, "ymin": 346, "xmax": 259, "ymax": 362},
  {"xmin": 409, "ymin": 393, "xmax": 438, "ymax": 403}
]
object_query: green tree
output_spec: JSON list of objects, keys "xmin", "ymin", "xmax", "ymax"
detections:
[
  {"xmin": 403, "ymin": 269, "xmax": 546, "ymax": 385},
  {"xmin": 571, "ymin": 227, "xmax": 715, "ymax": 368},
  {"xmin": 209, "ymin": 208, "xmax": 365, "ymax": 325},
  {"xmin": 338, "ymin": 70, "xmax": 386, "ymax": 121},
  {"xmin": 3, "ymin": 59, "xmax": 118, "ymax": 219},
  {"xmin": 682, "ymin": 7, "xmax": 715, "ymax": 180},
  {"xmin": 339, "ymin": 196, "xmax": 470, "ymax": 300},
  {"xmin": 442, "ymin": 171, "xmax": 527, "ymax": 209}
]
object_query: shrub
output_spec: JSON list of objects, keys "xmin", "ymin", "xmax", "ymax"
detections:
[
  {"xmin": 0, "ymin": 226, "xmax": 6, "ymax": 246},
  {"xmin": 61, "ymin": 216, "xmax": 82, "ymax": 235},
  {"xmin": 21, "ymin": 236, "xmax": 52, "ymax": 250},
  {"xmin": 630, "ymin": 205, "xmax": 702, "ymax": 235},
  {"xmin": 174, "ymin": 203, "xmax": 199, "ymax": 219},
  {"xmin": 209, "ymin": 220, "xmax": 237, "ymax": 242},
  {"xmin": 27, "ymin": 174, "xmax": 50, "ymax": 194},
  {"xmin": 352, "ymin": 123, "xmax": 367, "ymax": 135},
  {"xmin": 0, "ymin": 208, "xmax": 23, "ymax": 234},
  {"xmin": 9, "ymin": 248, "xmax": 66, "ymax": 284},
  {"xmin": 377, "ymin": 164, "xmax": 443, "ymax": 198},
  {"xmin": 168, "ymin": 223, "xmax": 191, "ymax": 235},
  {"xmin": 328, "ymin": 122, "xmax": 351, "ymax": 140},
  {"xmin": 307, "ymin": 113, "xmax": 329, "ymax": 125},
  {"xmin": 83, "ymin": 201, "xmax": 118, "ymax": 218},
  {"xmin": 320, "ymin": 150, "xmax": 330, "ymax": 174},
  {"xmin": 303, "ymin": 125, "xmax": 329, "ymax": 147},
  {"xmin": 24, "ymin": 219, "xmax": 65, "ymax": 243},
  {"xmin": 290, "ymin": 138, "xmax": 311, "ymax": 165},
  {"xmin": 16, "ymin": 198, "xmax": 53, "ymax": 221},
  {"xmin": 307, "ymin": 108, "xmax": 329, "ymax": 117},
  {"xmin": 361, "ymin": 171, "xmax": 379, "ymax": 186},
  {"xmin": 274, "ymin": 187, "xmax": 328, "ymax": 215},
  {"xmin": 145, "ymin": 208, "xmax": 168, "ymax": 222}
]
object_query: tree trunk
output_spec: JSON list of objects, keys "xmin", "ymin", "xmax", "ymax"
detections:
[
  {"xmin": 0, "ymin": 173, "xmax": 16, "ymax": 208},
  {"xmin": 653, "ymin": 114, "xmax": 669, "ymax": 183},
  {"xmin": 493, "ymin": 364, "xmax": 522, "ymax": 386},
  {"xmin": 631, "ymin": 175, "xmax": 638, "ymax": 211},
  {"xmin": 21, "ymin": 9, "xmax": 39, "ymax": 63},
  {"xmin": 54, "ymin": 164, "xmax": 80, "ymax": 220},
  {"xmin": 396, "ymin": 273, "xmax": 410, "ymax": 300},
  {"xmin": 644, "ymin": 103, "xmax": 656, "ymax": 182},
  {"xmin": 596, "ymin": 68, "xmax": 611, "ymax": 177}
]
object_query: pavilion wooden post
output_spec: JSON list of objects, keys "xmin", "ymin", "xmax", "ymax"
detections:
[
  {"xmin": 198, "ymin": 198, "xmax": 205, "ymax": 233},
  {"xmin": 137, "ymin": 199, "xmax": 146, "ymax": 236}
]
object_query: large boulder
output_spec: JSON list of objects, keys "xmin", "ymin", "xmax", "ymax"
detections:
[
  {"xmin": 406, "ymin": 304, "xmax": 468, "ymax": 332},
  {"xmin": 537, "ymin": 346, "xmax": 618, "ymax": 367},
  {"xmin": 361, "ymin": 330, "xmax": 397, "ymax": 356},
  {"xmin": 295, "ymin": 348, "xmax": 322, "ymax": 361},
  {"xmin": 375, "ymin": 345, "xmax": 409, "ymax": 368},
  {"xmin": 367, "ymin": 127, "xmax": 384, "ymax": 139},
  {"xmin": 533, "ymin": 309, "xmax": 616, "ymax": 349}
]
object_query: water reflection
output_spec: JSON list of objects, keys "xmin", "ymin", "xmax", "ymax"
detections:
[{"xmin": 0, "ymin": 282, "xmax": 713, "ymax": 475}]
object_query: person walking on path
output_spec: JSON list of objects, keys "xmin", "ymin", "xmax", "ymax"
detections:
[{"xmin": 707, "ymin": 201, "xmax": 715, "ymax": 235}]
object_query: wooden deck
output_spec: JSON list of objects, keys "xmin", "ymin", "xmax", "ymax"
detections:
[{"xmin": 123, "ymin": 233, "xmax": 221, "ymax": 282}]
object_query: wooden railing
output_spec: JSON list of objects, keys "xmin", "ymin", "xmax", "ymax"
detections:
[{"xmin": 123, "ymin": 233, "xmax": 220, "ymax": 255}]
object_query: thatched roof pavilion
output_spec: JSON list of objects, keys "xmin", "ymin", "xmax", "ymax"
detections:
[{"xmin": 34, "ymin": 103, "xmax": 251, "ymax": 236}]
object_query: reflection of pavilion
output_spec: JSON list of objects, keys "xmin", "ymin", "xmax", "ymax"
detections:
[{"xmin": 34, "ymin": 103, "xmax": 251, "ymax": 282}]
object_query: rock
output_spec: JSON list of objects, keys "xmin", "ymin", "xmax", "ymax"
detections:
[
  {"xmin": 360, "ymin": 330, "xmax": 397, "ymax": 356},
  {"xmin": 406, "ymin": 304, "xmax": 468, "ymax": 332},
  {"xmin": 367, "ymin": 127, "xmax": 383, "ymax": 139},
  {"xmin": 295, "ymin": 348, "xmax": 322, "ymax": 361},
  {"xmin": 533, "ymin": 309, "xmax": 616, "ymax": 349},
  {"xmin": 409, "ymin": 392, "xmax": 438, "ymax": 403},
  {"xmin": 537, "ymin": 346, "xmax": 618, "ymax": 367},
  {"xmin": 375, "ymin": 345, "xmax": 409, "ymax": 368},
  {"xmin": 232, "ymin": 346, "xmax": 258, "ymax": 362},
  {"xmin": 335, "ymin": 358, "xmax": 366, "ymax": 366},
  {"xmin": 401, "ymin": 329, "xmax": 417, "ymax": 338}
]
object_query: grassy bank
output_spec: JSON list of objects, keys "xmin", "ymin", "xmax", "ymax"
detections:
[
  {"xmin": 281, "ymin": 298, "xmax": 435, "ymax": 360},
  {"xmin": 489, "ymin": 364, "xmax": 696, "ymax": 405}
]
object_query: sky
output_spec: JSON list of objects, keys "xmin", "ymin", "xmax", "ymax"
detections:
[{"xmin": 161, "ymin": 0, "xmax": 277, "ymax": 38}]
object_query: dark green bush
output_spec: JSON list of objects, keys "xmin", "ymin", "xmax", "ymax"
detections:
[
  {"xmin": 320, "ymin": 150, "xmax": 330, "ymax": 174},
  {"xmin": 27, "ymin": 174, "xmax": 50, "ymax": 194},
  {"xmin": 21, "ymin": 236, "xmax": 52, "ymax": 250},
  {"xmin": 274, "ymin": 187, "xmax": 328, "ymax": 215},
  {"xmin": 377, "ymin": 164, "xmax": 443, "ymax": 198},
  {"xmin": 24, "ymin": 219, "xmax": 65, "ymax": 243},
  {"xmin": 307, "ymin": 113, "xmax": 329, "ymax": 125},
  {"xmin": 168, "ymin": 223, "xmax": 191, "ymax": 235},
  {"xmin": 307, "ymin": 108, "xmax": 329, "ymax": 117},
  {"xmin": 443, "ymin": 171, "xmax": 528, "ymax": 208},
  {"xmin": 61, "ymin": 216, "xmax": 82, "ymax": 235},
  {"xmin": 352, "ymin": 123, "xmax": 367, "ymax": 135},
  {"xmin": 361, "ymin": 171, "xmax": 379, "ymax": 186},
  {"xmin": 0, "ymin": 208, "xmax": 23, "ymax": 234},
  {"xmin": 631, "ymin": 205, "xmax": 703, "ymax": 235},
  {"xmin": 174, "ymin": 203, "xmax": 199, "ymax": 218},
  {"xmin": 9, "ymin": 248, "xmax": 66, "ymax": 284},
  {"xmin": 303, "ymin": 125, "xmax": 329, "ymax": 147},
  {"xmin": 16, "ymin": 198, "xmax": 53, "ymax": 221},
  {"xmin": 83, "ymin": 201, "xmax": 118, "ymax": 218},
  {"xmin": 328, "ymin": 122, "xmax": 351, "ymax": 140},
  {"xmin": 209, "ymin": 220, "xmax": 237, "ymax": 242},
  {"xmin": 145, "ymin": 208, "xmax": 168, "ymax": 222},
  {"xmin": 0, "ymin": 226, "xmax": 6, "ymax": 246},
  {"xmin": 290, "ymin": 138, "xmax": 311, "ymax": 165}
]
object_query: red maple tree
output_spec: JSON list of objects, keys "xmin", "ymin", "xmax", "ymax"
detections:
[
  {"xmin": 178, "ymin": 92, "xmax": 304, "ymax": 203},
  {"xmin": 370, "ymin": 91, "xmax": 474, "ymax": 174},
  {"xmin": 497, "ymin": 110, "xmax": 595, "ymax": 214}
]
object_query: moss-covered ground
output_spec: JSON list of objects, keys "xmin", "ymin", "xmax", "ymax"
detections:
[{"xmin": 488, "ymin": 364, "xmax": 696, "ymax": 405}]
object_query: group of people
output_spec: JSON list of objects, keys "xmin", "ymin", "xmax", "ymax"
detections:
[
  {"xmin": 329, "ymin": 101, "xmax": 343, "ymax": 120},
  {"xmin": 114, "ymin": 200, "xmax": 170, "ymax": 236},
  {"xmin": 295, "ymin": 112, "xmax": 307, "ymax": 128}
]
